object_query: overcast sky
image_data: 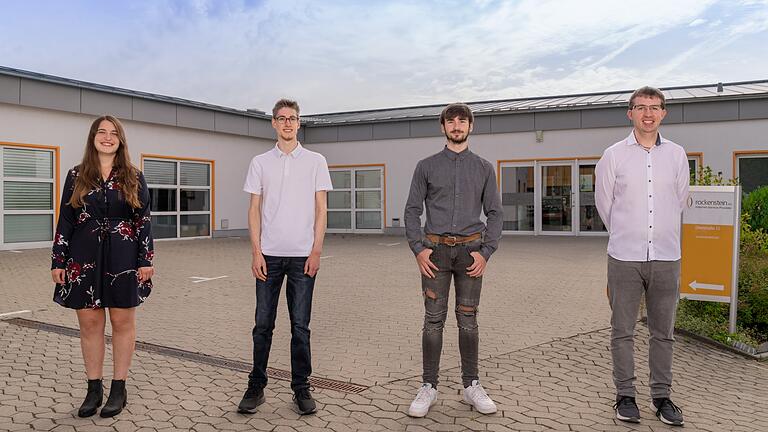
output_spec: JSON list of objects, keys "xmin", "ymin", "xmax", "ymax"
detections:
[{"xmin": 2, "ymin": 0, "xmax": 767, "ymax": 113}]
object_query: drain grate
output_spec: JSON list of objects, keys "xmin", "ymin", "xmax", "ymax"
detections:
[{"xmin": 6, "ymin": 317, "xmax": 369, "ymax": 394}]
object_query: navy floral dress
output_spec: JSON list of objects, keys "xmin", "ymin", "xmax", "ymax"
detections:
[{"xmin": 51, "ymin": 166, "xmax": 154, "ymax": 309}]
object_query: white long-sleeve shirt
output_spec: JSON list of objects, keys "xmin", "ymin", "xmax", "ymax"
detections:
[{"xmin": 595, "ymin": 131, "xmax": 690, "ymax": 262}]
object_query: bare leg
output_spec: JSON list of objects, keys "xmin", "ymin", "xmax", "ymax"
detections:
[
  {"xmin": 108, "ymin": 308, "xmax": 136, "ymax": 380},
  {"xmin": 76, "ymin": 308, "xmax": 106, "ymax": 380}
]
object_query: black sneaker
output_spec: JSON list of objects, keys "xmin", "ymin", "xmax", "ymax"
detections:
[
  {"xmin": 293, "ymin": 387, "xmax": 317, "ymax": 415},
  {"xmin": 613, "ymin": 396, "xmax": 640, "ymax": 423},
  {"xmin": 237, "ymin": 384, "xmax": 265, "ymax": 413},
  {"xmin": 652, "ymin": 398, "xmax": 684, "ymax": 426}
]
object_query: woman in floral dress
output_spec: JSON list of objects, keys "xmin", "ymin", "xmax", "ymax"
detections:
[{"xmin": 51, "ymin": 115, "xmax": 154, "ymax": 418}]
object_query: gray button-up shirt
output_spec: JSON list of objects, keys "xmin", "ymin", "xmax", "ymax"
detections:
[{"xmin": 404, "ymin": 146, "xmax": 503, "ymax": 261}]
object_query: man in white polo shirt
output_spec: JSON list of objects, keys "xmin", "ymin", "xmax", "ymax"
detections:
[
  {"xmin": 595, "ymin": 86, "xmax": 689, "ymax": 427},
  {"xmin": 239, "ymin": 98, "xmax": 333, "ymax": 415}
]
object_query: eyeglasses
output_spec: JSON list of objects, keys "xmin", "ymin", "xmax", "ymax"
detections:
[
  {"xmin": 631, "ymin": 104, "xmax": 664, "ymax": 112},
  {"xmin": 275, "ymin": 116, "xmax": 299, "ymax": 124}
]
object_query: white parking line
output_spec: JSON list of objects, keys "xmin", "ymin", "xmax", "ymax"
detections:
[
  {"xmin": 189, "ymin": 276, "xmax": 229, "ymax": 283},
  {"xmin": 320, "ymin": 256, "xmax": 333, "ymax": 260},
  {"xmin": 0, "ymin": 310, "xmax": 31, "ymax": 318},
  {"xmin": 378, "ymin": 242, "xmax": 400, "ymax": 247}
]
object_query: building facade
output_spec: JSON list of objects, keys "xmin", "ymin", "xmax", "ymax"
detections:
[{"xmin": 1, "ymin": 65, "xmax": 767, "ymax": 249}]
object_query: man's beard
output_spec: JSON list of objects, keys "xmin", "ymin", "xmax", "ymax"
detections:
[{"xmin": 445, "ymin": 130, "xmax": 468, "ymax": 145}]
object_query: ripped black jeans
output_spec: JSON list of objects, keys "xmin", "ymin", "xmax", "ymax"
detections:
[{"xmin": 420, "ymin": 237, "xmax": 482, "ymax": 388}]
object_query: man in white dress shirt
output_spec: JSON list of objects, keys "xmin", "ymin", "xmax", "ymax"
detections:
[{"xmin": 595, "ymin": 86, "xmax": 689, "ymax": 427}]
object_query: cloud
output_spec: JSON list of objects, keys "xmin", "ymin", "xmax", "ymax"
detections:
[
  {"xmin": 689, "ymin": 18, "xmax": 708, "ymax": 27},
  {"xmin": 0, "ymin": 0, "xmax": 766, "ymax": 113}
]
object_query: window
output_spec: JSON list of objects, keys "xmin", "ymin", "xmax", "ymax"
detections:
[
  {"xmin": 688, "ymin": 158, "xmax": 698, "ymax": 183},
  {"xmin": 327, "ymin": 167, "xmax": 383, "ymax": 232},
  {"xmin": 500, "ymin": 165, "xmax": 534, "ymax": 232},
  {"xmin": 736, "ymin": 154, "xmax": 768, "ymax": 195},
  {"xmin": 143, "ymin": 157, "xmax": 212, "ymax": 239},
  {"xmin": 1, "ymin": 146, "xmax": 55, "ymax": 247}
]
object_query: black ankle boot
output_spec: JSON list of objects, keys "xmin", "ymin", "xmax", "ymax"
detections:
[
  {"xmin": 99, "ymin": 379, "xmax": 127, "ymax": 418},
  {"xmin": 77, "ymin": 379, "xmax": 103, "ymax": 417}
]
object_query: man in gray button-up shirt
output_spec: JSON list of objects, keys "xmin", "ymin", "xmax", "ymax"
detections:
[{"xmin": 403, "ymin": 103, "xmax": 502, "ymax": 418}]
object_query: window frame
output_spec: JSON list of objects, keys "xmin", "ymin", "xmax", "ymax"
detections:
[
  {"xmin": 327, "ymin": 165, "xmax": 385, "ymax": 233},
  {"xmin": 0, "ymin": 143, "xmax": 59, "ymax": 250},
  {"xmin": 734, "ymin": 151, "xmax": 768, "ymax": 195},
  {"xmin": 142, "ymin": 155, "xmax": 214, "ymax": 240}
]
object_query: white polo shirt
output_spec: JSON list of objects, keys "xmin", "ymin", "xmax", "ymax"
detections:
[
  {"xmin": 595, "ymin": 131, "xmax": 690, "ymax": 262},
  {"xmin": 243, "ymin": 143, "xmax": 333, "ymax": 257}
]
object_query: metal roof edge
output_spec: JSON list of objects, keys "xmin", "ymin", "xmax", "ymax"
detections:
[{"xmin": 0, "ymin": 65, "xmax": 272, "ymax": 120}]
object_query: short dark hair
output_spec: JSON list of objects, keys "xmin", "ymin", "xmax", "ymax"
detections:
[
  {"xmin": 272, "ymin": 98, "xmax": 300, "ymax": 117},
  {"xmin": 439, "ymin": 103, "xmax": 474, "ymax": 125},
  {"xmin": 629, "ymin": 86, "xmax": 666, "ymax": 110}
]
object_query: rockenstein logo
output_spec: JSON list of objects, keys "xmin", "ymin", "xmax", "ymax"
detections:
[{"xmin": 695, "ymin": 199, "xmax": 731, "ymax": 206}]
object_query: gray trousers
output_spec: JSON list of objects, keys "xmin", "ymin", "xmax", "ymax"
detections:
[
  {"xmin": 421, "ymin": 237, "xmax": 482, "ymax": 388},
  {"xmin": 608, "ymin": 255, "xmax": 680, "ymax": 399}
]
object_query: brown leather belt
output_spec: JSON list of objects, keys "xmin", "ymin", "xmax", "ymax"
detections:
[{"xmin": 426, "ymin": 232, "xmax": 481, "ymax": 247}]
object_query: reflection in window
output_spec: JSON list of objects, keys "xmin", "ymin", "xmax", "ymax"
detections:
[
  {"xmin": 149, "ymin": 188, "xmax": 176, "ymax": 212},
  {"xmin": 328, "ymin": 211, "xmax": 352, "ymax": 229},
  {"xmin": 739, "ymin": 156, "xmax": 768, "ymax": 195},
  {"xmin": 180, "ymin": 190, "xmax": 210, "ymax": 212},
  {"xmin": 181, "ymin": 214, "xmax": 210, "ymax": 237},
  {"xmin": 501, "ymin": 166, "xmax": 534, "ymax": 231},
  {"xmin": 578, "ymin": 165, "xmax": 606, "ymax": 232}
]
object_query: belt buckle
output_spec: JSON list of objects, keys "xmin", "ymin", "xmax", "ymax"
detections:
[{"xmin": 445, "ymin": 235, "xmax": 457, "ymax": 247}]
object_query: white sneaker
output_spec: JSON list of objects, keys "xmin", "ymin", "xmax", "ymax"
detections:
[
  {"xmin": 408, "ymin": 383, "xmax": 438, "ymax": 417},
  {"xmin": 463, "ymin": 380, "xmax": 497, "ymax": 414}
]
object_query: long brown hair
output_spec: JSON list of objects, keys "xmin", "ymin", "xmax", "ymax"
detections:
[{"xmin": 69, "ymin": 115, "xmax": 141, "ymax": 208}]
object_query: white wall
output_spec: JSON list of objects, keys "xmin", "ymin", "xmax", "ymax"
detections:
[
  {"xmin": 0, "ymin": 104, "xmax": 274, "ymax": 233},
  {"xmin": 307, "ymin": 119, "xmax": 768, "ymax": 228}
]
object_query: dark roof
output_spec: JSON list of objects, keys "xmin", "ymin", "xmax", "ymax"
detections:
[
  {"xmin": 3, "ymin": 65, "xmax": 767, "ymax": 126},
  {"xmin": 307, "ymin": 80, "xmax": 768, "ymax": 125}
]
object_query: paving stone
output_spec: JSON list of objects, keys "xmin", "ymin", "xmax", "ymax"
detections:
[{"xmin": 1, "ymin": 236, "xmax": 767, "ymax": 431}]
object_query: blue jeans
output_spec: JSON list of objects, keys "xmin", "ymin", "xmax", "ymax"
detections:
[{"xmin": 249, "ymin": 255, "xmax": 315, "ymax": 391}]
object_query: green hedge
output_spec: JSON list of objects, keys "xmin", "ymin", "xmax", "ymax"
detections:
[{"xmin": 743, "ymin": 185, "xmax": 768, "ymax": 232}]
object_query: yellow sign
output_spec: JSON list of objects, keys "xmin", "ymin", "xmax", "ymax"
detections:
[{"xmin": 680, "ymin": 224, "xmax": 734, "ymax": 303}]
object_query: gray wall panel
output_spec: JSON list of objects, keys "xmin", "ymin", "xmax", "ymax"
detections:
[
  {"xmin": 338, "ymin": 124, "xmax": 373, "ymax": 141},
  {"xmin": 491, "ymin": 113, "xmax": 534, "ymax": 133},
  {"xmin": 663, "ymin": 104, "xmax": 683, "ymax": 124},
  {"xmin": 534, "ymin": 111, "xmax": 581, "ymax": 130},
  {"xmin": 297, "ymin": 128, "xmax": 305, "ymax": 143},
  {"xmin": 0, "ymin": 75, "xmax": 20, "ymax": 104},
  {"xmin": 373, "ymin": 122, "xmax": 410, "ymax": 140},
  {"xmin": 215, "ymin": 112, "xmax": 248, "ymax": 135},
  {"xmin": 306, "ymin": 126, "xmax": 338, "ymax": 143},
  {"xmin": 248, "ymin": 118, "xmax": 275, "ymax": 139},
  {"xmin": 81, "ymin": 90, "xmax": 132, "ymax": 118},
  {"xmin": 739, "ymin": 99, "xmax": 768, "ymax": 120},
  {"xmin": 177, "ymin": 106, "xmax": 215, "ymax": 130},
  {"xmin": 472, "ymin": 116, "xmax": 491, "ymax": 134},
  {"xmin": 410, "ymin": 119, "xmax": 441, "ymax": 137},
  {"xmin": 133, "ymin": 98, "xmax": 177, "ymax": 126},
  {"xmin": 684, "ymin": 101, "xmax": 739, "ymax": 123},
  {"xmin": 581, "ymin": 107, "xmax": 630, "ymax": 128},
  {"xmin": 20, "ymin": 79, "xmax": 80, "ymax": 112}
]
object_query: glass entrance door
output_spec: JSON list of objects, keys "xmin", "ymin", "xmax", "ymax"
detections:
[
  {"xmin": 500, "ymin": 159, "xmax": 609, "ymax": 236},
  {"xmin": 539, "ymin": 163, "xmax": 573, "ymax": 234}
]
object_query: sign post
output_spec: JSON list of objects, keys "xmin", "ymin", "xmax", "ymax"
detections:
[{"xmin": 680, "ymin": 186, "xmax": 741, "ymax": 333}]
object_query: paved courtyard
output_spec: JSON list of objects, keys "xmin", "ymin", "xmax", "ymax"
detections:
[{"xmin": 1, "ymin": 235, "xmax": 767, "ymax": 431}]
